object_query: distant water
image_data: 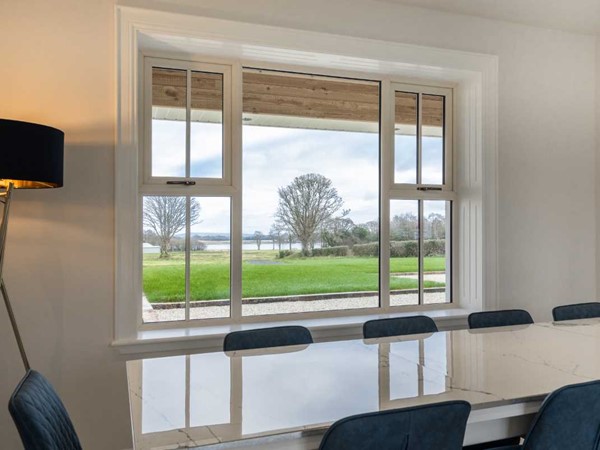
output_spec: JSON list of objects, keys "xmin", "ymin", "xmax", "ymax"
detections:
[{"xmin": 205, "ymin": 241, "xmax": 322, "ymax": 251}]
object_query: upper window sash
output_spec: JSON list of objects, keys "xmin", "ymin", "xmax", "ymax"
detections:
[
  {"xmin": 142, "ymin": 57, "xmax": 233, "ymax": 190},
  {"xmin": 390, "ymin": 83, "xmax": 453, "ymax": 193}
]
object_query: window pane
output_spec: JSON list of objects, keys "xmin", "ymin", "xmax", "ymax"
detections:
[
  {"xmin": 190, "ymin": 71, "xmax": 223, "ymax": 178},
  {"xmin": 242, "ymin": 69, "xmax": 380, "ymax": 316},
  {"xmin": 423, "ymin": 200, "xmax": 450, "ymax": 304},
  {"xmin": 152, "ymin": 68, "xmax": 186, "ymax": 177},
  {"xmin": 190, "ymin": 197, "xmax": 231, "ymax": 320},
  {"xmin": 421, "ymin": 94, "xmax": 444, "ymax": 185},
  {"xmin": 394, "ymin": 92, "xmax": 418, "ymax": 184},
  {"xmin": 390, "ymin": 200, "xmax": 419, "ymax": 306},
  {"xmin": 142, "ymin": 196, "xmax": 187, "ymax": 323}
]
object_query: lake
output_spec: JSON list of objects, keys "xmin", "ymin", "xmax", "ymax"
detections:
[{"xmin": 204, "ymin": 241, "xmax": 322, "ymax": 251}]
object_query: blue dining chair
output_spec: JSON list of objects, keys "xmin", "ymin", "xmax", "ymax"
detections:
[
  {"xmin": 319, "ymin": 400, "xmax": 471, "ymax": 450},
  {"xmin": 223, "ymin": 325, "xmax": 313, "ymax": 351},
  {"xmin": 363, "ymin": 315, "xmax": 438, "ymax": 339},
  {"xmin": 552, "ymin": 302, "xmax": 600, "ymax": 322},
  {"xmin": 468, "ymin": 309, "xmax": 533, "ymax": 330},
  {"xmin": 9, "ymin": 370, "xmax": 82, "ymax": 450},
  {"xmin": 489, "ymin": 380, "xmax": 600, "ymax": 449}
]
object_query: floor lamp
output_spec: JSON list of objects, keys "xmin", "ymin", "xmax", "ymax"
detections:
[{"xmin": 0, "ymin": 119, "xmax": 64, "ymax": 371}]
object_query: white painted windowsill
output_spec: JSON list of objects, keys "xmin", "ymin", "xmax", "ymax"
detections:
[{"xmin": 111, "ymin": 308, "xmax": 472, "ymax": 356}]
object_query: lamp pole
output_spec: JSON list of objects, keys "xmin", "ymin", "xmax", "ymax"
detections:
[{"xmin": 0, "ymin": 183, "xmax": 30, "ymax": 371}]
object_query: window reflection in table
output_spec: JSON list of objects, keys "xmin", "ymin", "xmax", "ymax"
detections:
[{"xmin": 128, "ymin": 334, "xmax": 450, "ymax": 448}]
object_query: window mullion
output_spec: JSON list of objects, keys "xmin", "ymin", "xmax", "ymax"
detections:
[
  {"xmin": 185, "ymin": 196, "xmax": 191, "ymax": 320},
  {"xmin": 185, "ymin": 70, "xmax": 191, "ymax": 179},
  {"xmin": 229, "ymin": 63, "xmax": 243, "ymax": 322},
  {"xmin": 379, "ymin": 80, "xmax": 393, "ymax": 309},
  {"xmin": 418, "ymin": 199, "xmax": 424, "ymax": 305},
  {"xmin": 417, "ymin": 93, "xmax": 422, "ymax": 186}
]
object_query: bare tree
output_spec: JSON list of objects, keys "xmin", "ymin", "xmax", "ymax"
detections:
[
  {"xmin": 254, "ymin": 230, "xmax": 264, "ymax": 250},
  {"xmin": 425, "ymin": 213, "xmax": 445, "ymax": 239},
  {"xmin": 275, "ymin": 173, "xmax": 343, "ymax": 255},
  {"xmin": 390, "ymin": 212, "xmax": 418, "ymax": 241},
  {"xmin": 269, "ymin": 220, "xmax": 287, "ymax": 251},
  {"xmin": 143, "ymin": 196, "xmax": 200, "ymax": 258}
]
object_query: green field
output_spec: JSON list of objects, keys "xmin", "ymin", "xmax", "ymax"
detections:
[{"xmin": 142, "ymin": 250, "xmax": 445, "ymax": 302}]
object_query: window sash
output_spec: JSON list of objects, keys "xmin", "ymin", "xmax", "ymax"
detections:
[
  {"xmin": 389, "ymin": 82, "xmax": 453, "ymax": 193},
  {"xmin": 143, "ymin": 57, "xmax": 233, "ymax": 189}
]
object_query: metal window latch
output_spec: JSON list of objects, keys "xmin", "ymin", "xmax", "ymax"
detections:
[
  {"xmin": 166, "ymin": 181, "xmax": 196, "ymax": 186},
  {"xmin": 417, "ymin": 186, "xmax": 443, "ymax": 191}
]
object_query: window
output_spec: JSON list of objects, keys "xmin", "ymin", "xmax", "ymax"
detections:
[
  {"xmin": 390, "ymin": 84, "xmax": 453, "ymax": 306},
  {"xmin": 141, "ymin": 58, "xmax": 233, "ymax": 323},
  {"xmin": 140, "ymin": 58, "xmax": 453, "ymax": 325}
]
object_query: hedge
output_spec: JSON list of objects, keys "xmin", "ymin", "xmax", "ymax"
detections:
[
  {"xmin": 352, "ymin": 242, "xmax": 379, "ymax": 257},
  {"xmin": 352, "ymin": 240, "xmax": 445, "ymax": 257},
  {"xmin": 312, "ymin": 246, "xmax": 350, "ymax": 257},
  {"xmin": 423, "ymin": 239, "xmax": 445, "ymax": 257}
]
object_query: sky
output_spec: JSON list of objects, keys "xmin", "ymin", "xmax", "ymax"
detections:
[{"xmin": 150, "ymin": 120, "xmax": 445, "ymax": 235}]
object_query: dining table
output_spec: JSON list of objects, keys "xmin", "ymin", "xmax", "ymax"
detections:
[{"xmin": 126, "ymin": 319, "xmax": 600, "ymax": 449}]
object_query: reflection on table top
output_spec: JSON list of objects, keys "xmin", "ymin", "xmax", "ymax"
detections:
[{"xmin": 126, "ymin": 319, "xmax": 600, "ymax": 449}]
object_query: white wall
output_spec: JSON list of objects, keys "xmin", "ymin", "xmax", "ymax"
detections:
[
  {"xmin": 597, "ymin": 36, "xmax": 600, "ymax": 297},
  {"xmin": 0, "ymin": 0, "xmax": 596, "ymax": 448},
  {"xmin": 0, "ymin": 1, "xmax": 130, "ymax": 449}
]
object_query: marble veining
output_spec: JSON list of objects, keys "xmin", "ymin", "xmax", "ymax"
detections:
[{"xmin": 127, "ymin": 319, "xmax": 600, "ymax": 449}]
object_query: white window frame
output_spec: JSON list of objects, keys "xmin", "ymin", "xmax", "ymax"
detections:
[
  {"xmin": 139, "ymin": 57, "xmax": 454, "ymax": 328},
  {"xmin": 115, "ymin": 7, "xmax": 498, "ymax": 343}
]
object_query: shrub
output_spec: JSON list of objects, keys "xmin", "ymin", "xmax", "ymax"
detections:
[
  {"xmin": 390, "ymin": 240, "xmax": 418, "ymax": 257},
  {"xmin": 312, "ymin": 246, "xmax": 349, "ymax": 257},
  {"xmin": 352, "ymin": 242, "xmax": 379, "ymax": 257},
  {"xmin": 388, "ymin": 239, "xmax": 446, "ymax": 257},
  {"xmin": 424, "ymin": 239, "xmax": 446, "ymax": 256},
  {"xmin": 277, "ymin": 250, "xmax": 294, "ymax": 259}
]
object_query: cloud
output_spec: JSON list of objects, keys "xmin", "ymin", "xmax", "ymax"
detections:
[
  {"xmin": 242, "ymin": 126, "xmax": 379, "ymax": 233},
  {"xmin": 151, "ymin": 120, "xmax": 447, "ymax": 234}
]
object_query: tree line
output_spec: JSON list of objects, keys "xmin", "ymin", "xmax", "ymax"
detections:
[{"xmin": 142, "ymin": 173, "xmax": 446, "ymax": 258}]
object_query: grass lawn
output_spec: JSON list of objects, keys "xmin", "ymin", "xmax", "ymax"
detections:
[{"xmin": 143, "ymin": 250, "xmax": 446, "ymax": 302}]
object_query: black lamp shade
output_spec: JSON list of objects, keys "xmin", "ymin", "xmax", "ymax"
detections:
[{"xmin": 0, "ymin": 119, "xmax": 64, "ymax": 189}]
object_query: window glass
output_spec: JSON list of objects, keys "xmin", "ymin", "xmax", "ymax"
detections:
[
  {"xmin": 394, "ymin": 91, "xmax": 418, "ymax": 184},
  {"xmin": 242, "ymin": 70, "xmax": 380, "ymax": 316},
  {"xmin": 190, "ymin": 197, "xmax": 231, "ymax": 320},
  {"xmin": 390, "ymin": 200, "xmax": 420, "ymax": 307},
  {"xmin": 421, "ymin": 94, "xmax": 444, "ymax": 185},
  {"xmin": 142, "ymin": 196, "xmax": 187, "ymax": 323},
  {"xmin": 151, "ymin": 68, "xmax": 187, "ymax": 178},
  {"xmin": 423, "ymin": 200, "xmax": 450, "ymax": 304},
  {"xmin": 190, "ymin": 71, "xmax": 224, "ymax": 178}
]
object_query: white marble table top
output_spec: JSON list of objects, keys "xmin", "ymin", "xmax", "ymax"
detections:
[{"xmin": 126, "ymin": 319, "xmax": 600, "ymax": 449}]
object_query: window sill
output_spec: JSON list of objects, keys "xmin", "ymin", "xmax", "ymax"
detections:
[{"xmin": 111, "ymin": 307, "xmax": 473, "ymax": 356}]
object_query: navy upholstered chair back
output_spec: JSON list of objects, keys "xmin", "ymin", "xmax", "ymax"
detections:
[
  {"xmin": 520, "ymin": 380, "xmax": 600, "ymax": 449},
  {"xmin": 363, "ymin": 316, "xmax": 438, "ymax": 339},
  {"xmin": 552, "ymin": 302, "xmax": 600, "ymax": 322},
  {"xmin": 223, "ymin": 325, "xmax": 313, "ymax": 351},
  {"xmin": 319, "ymin": 400, "xmax": 471, "ymax": 450},
  {"xmin": 468, "ymin": 309, "xmax": 533, "ymax": 330},
  {"xmin": 9, "ymin": 370, "xmax": 82, "ymax": 450}
]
